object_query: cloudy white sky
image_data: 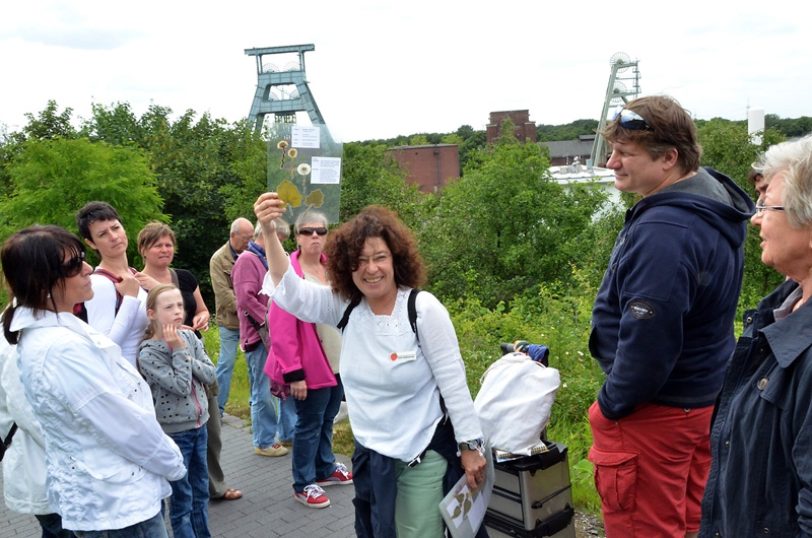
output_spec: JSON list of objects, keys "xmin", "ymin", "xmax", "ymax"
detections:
[{"xmin": 1, "ymin": 1, "xmax": 810, "ymax": 142}]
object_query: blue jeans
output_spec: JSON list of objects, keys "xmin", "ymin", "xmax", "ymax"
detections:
[
  {"xmin": 279, "ymin": 393, "xmax": 297, "ymax": 443},
  {"xmin": 215, "ymin": 326, "xmax": 240, "ymax": 414},
  {"xmin": 245, "ymin": 342, "xmax": 285, "ymax": 447},
  {"xmin": 72, "ymin": 511, "xmax": 167, "ymax": 538},
  {"xmin": 168, "ymin": 427, "xmax": 210, "ymax": 538},
  {"xmin": 292, "ymin": 380, "xmax": 344, "ymax": 492}
]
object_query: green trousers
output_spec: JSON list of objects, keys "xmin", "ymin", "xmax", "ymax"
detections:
[{"xmin": 393, "ymin": 450, "xmax": 448, "ymax": 538}]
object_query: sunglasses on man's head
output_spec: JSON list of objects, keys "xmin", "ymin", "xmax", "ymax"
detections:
[
  {"xmin": 612, "ymin": 108, "xmax": 653, "ymax": 131},
  {"xmin": 298, "ymin": 227, "xmax": 328, "ymax": 236},
  {"xmin": 62, "ymin": 250, "xmax": 86, "ymax": 276}
]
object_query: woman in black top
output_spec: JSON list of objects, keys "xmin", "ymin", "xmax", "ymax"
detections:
[{"xmin": 137, "ymin": 222, "xmax": 209, "ymax": 334}]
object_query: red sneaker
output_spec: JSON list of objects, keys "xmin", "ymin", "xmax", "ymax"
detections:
[
  {"xmin": 316, "ymin": 463, "xmax": 353, "ymax": 486},
  {"xmin": 293, "ymin": 484, "xmax": 330, "ymax": 508}
]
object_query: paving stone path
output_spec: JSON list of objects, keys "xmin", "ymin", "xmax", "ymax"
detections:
[{"xmin": 0, "ymin": 415, "xmax": 356, "ymax": 538}]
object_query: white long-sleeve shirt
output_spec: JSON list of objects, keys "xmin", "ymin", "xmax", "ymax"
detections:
[
  {"xmin": 273, "ymin": 265, "xmax": 483, "ymax": 462},
  {"xmin": 84, "ymin": 273, "xmax": 148, "ymax": 366},
  {"xmin": 12, "ymin": 308, "xmax": 186, "ymax": 531}
]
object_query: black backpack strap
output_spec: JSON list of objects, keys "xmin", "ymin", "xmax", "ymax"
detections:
[
  {"xmin": 338, "ymin": 289, "xmax": 421, "ymax": 337},
  {"xmin": 407, "ymin": 288, "xmax": 420, "ymax": 342},
  {"xmin": 337, "ymin": 295, "xmax": 362, "ymax": 332}
]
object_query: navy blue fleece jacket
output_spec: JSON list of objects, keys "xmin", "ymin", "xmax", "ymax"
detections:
[{"xmin": 590, "ymin": 168, "xmax": 754, "ymax": 420}]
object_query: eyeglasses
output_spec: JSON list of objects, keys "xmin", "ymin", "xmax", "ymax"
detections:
[
  {"xmin": 754, "ymin": 203, "xmax": 785, "ymax": 215},
  {"xmin": 298, "ymin": 227, "xmax": 328, "ymax": 236},
  {"xmin": 356, "ymin": 253, "xmax": 391, "ymax": 268},
  {"xmin": 612, "ymin": 108, "xmax": 653, "ymax": 131},
  {"xmin": 61, "ymin": 251, "xmax": 86, "ymax": 276}
]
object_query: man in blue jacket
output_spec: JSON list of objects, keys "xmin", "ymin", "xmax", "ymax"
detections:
[{"xmin": 588, "ymin": 95, "xmax": 754, "ymax": 538}]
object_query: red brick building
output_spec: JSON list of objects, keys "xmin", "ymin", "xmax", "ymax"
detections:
[
  {"xmin": 486, "ymin": 110, "xmax": 537, "ymax": 143},
  {"xmin": 385, "ymin": 144, "xmax": 460, "ymax": 193}
]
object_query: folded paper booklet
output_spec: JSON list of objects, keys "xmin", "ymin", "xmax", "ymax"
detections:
[{"xmin": 439, "ymin": 449, "xmax": 494, "ymax": 538}]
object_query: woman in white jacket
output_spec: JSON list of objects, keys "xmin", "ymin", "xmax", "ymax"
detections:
[
  {"xmin": 0, "ymin": 335, "xmax": 74, "ymax": 537},
  {"xmin": 1, "ymin": 225, "xmax": 187, "ymax": 538}
]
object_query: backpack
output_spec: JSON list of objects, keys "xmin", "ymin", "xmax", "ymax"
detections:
[{"xmin": 473, "ymin": 350, "xmax": 560, "ymax": 455}]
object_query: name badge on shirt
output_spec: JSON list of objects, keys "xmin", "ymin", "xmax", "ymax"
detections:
[{"xmin": 389, "ymin": 350, "xmax": 417, "ymax": 363}]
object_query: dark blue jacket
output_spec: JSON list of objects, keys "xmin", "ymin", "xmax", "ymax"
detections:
[
  {"xmin": 700, "ymin": 280, "xmax": 812, "ymax": 537},
  {"xmin": 590, "ymin": 168, "xmax": 754, "ymax": 419}
]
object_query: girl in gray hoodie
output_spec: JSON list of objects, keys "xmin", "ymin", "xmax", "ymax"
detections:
[{"xmin": 139, "ymin": 283, "xmax": 216, "ymax": 538}]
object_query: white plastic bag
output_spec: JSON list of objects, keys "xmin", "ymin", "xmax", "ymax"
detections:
[{"xmin": 473, "ymin": 352, "xmax": 560, "ymax": 455}]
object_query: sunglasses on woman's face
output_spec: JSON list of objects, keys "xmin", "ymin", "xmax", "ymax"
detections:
[
  {"xmin": 62, "ymin": 251, "xmax": 86, "ymax": 276},
  {"xmin": 298, "ymin": 227, "xmax": 328, "ymax": 236}
]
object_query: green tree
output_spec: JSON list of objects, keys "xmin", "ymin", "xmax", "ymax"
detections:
[
  {"xmin": 696, "ymin": 118, "xmax": 785, "ymax": 306},
  {"xmin": 18, "ymin": 100, "xmax": 78, "ymax": 141},
  {"xmin": 0, "ymin": 138, "xmax": 165, "ymax": 260},
  {"xmin": 420, "ymin": 131, "xmax": 606, "ymax": 306},
  {"xmin": 339, "ymin": 142, "xmax": 425, "ymax": 227}
]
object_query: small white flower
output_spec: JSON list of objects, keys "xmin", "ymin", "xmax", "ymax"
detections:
[{"xmin": 297, "ymin": 163, "xmax": 311, "ymax": 176}]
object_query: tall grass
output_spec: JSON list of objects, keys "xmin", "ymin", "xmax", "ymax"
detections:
[{"xmin": 450, "ymin": 266, "xmax": 603, "ymax": 512}]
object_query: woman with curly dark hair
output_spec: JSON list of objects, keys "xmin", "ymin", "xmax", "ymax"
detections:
[{"xmin": 254, "ymin": 195, "xmax": 485, "ymax": 537}]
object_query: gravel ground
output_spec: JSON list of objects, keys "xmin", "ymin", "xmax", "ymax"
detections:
[{"xmin": 574, "ymin": 510, "xmax": 606, "ymax": 537}]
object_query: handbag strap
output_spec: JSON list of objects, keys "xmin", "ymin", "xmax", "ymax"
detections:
[{"xmin": 0, "ymin": 422, "xmax": 17, "ymax": 460}]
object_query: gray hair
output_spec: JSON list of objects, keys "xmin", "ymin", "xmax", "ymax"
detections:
[
  {"xmin": 761, "ymin": 135, "xmax": 812, "ymax": 227},
  {"xmin": 230, "ymin": 217, "xmax": 251, "ymax": 235},
  {"xmin": 252, "ymin": 219, "xmax": 291, "ymax": 240},
  {"xmin": 294, "ymin": 210, "xmax": 328, "ymax": 233},
  {"xmin": 274, "ymin": 218, "xmax": 291, "ymax": 240}
]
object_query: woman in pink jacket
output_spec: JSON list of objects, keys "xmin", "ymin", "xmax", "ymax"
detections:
[{"xmin": 266, "ymin": 211, "xmax": 352, "ymax": 509}]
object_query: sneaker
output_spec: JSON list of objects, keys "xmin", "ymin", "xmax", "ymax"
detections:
[
  {"xmin": 293, "ymin": 484, "xmax": 330, "ymax": 508},
  {"xmin": 254, "ymin": 444, "xmax": 288, "ymax": 457},
  {"xmin": 316, "ymin": 463, "xmax": 353, "ymax": 486}
]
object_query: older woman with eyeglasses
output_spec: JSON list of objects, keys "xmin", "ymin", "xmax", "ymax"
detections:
[
  {"xmin": 700, "ymin": 135, "xmax": 812, "ymax": 537},
  {"xmin": 1, "ymin": 225, "xmax": 186, "ymax": 537}
]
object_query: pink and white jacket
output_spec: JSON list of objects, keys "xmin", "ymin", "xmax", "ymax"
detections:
[{"xmin": 265, "ymin": 250, "xmax": 337, "ymax": 389}]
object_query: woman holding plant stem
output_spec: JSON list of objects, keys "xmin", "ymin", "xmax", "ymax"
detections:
[{"xmin": 255, "ymin": 192, "xmax": 486, "ymax": 537}]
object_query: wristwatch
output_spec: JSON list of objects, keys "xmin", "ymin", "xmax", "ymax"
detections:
[{"xmin": 458, "ymin": 438, "xmax": 485, "ymax": 454}]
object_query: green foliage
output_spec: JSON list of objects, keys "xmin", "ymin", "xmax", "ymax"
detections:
[
  {"xmin": 420, "ymin": 136, "xmax": 606, "ymax": 306},
  {"xmin": 0, "ymin": 138, "xmax": 165, "ymax": 258},
  {"xmin": 82, "ymin": 104, "xmax": 267, "ymax": 303},
  {"xmin": 447, "ymin": 265, "xmax": 604, "ymax": 510},
  {"xmin": 18, "ymin": 100, "xmax": 78, "ymax": 141},
  {"xmin": 765, "ymin": 114, "xmax": 812, "ymax": 138},
  {"xmin": 339, "ymin": 143, "xmax": 425, "ymax": 227},
  {"xmin": 536, "ymin": 119, "xmax": 598, "ymax": 142},
  {"xmin": 696, "ymin": 119, "xmax": 786, "ymax": 308}
]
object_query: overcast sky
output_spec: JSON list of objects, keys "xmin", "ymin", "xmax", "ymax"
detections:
[{"xmin": 1, "ymin": 0, "xmax": 810, "ymax": 142}]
